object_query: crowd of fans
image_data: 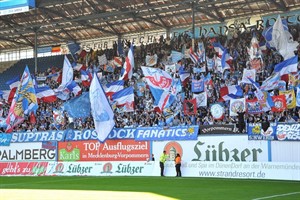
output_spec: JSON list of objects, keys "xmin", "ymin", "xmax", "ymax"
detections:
[{"xmin": 0, "ymin": 24, "xmax": 300, "ymax": 133}]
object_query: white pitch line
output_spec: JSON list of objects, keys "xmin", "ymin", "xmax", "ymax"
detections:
[{"xmin": 252, "ymin": 192, "xmax": 300, "ymax": 200}]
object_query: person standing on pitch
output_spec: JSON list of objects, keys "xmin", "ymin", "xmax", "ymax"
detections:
[
  {"xmin": 175, "ymin": 153, "xmax": 181, "ymax": 177},
  {"xmin": 159, "ymin": 150, "xmax": 168, "ymax": 176}
]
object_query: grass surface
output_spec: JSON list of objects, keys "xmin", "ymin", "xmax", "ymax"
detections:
[{"xmin": 0, "ymin": 176, "xmax": 300, "ymax": 200}]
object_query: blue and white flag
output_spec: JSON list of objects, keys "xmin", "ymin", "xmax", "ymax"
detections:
[
  {"xmin": 296, "ymin": 87, "xmax": 300, "ymax": 107},
  {"xmin": 112, "ymin": 87, "xmax": 134, "ymax": 113},
  {"xmin": 90, "ymin": 73, "xmax": 115, "ymax": 142},
  {"xmin": 274, "ymin": 55, "xmax": 298, "ymax": 76},
  {"xmin": 63, "ymin": 92, "xmax": 91, "ymax": 119},
  {"xmin": 171, "ymin": 50, "xmax": 183, "ymax": 63},
  {"xmin": 263, "ymin": 15, "xmax": 298, "ymax": 60},
  {"xmin": 261, "ymin": 73, "xmax": 280, "ymax": 91},
  {"xmin": 197, "ymin": 42, "xmax": 206, "ymax": 63},
  {"xmin": 61, "ymin": 55, "xmax": 73, "ymax": 86},
  {"xmin": 141, "ymin": 66, "xmax": 174, "ymax": 112}
]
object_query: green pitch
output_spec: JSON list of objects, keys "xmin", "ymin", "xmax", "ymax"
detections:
[{"xmin": 0, "ymin": 176, "xmax": 300, "ymax": 200}]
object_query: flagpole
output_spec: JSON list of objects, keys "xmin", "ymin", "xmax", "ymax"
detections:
[{"xmin": 34, "ymin": 29, "xmax": 38, "ymax": 74}]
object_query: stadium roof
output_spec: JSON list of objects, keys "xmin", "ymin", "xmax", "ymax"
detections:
[{"xmin": 0, "ymin": 0, "xmax": 299, "ymax": 50}]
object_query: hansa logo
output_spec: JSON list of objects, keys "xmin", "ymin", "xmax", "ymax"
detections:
[
  {"xmin": 54, "ymin": 163, "xmax": 64, "ymax": 173},
  {"xmin": 101, "ymin": 163, "xmax": 113, "ymax": 174},
  {"xmin": 164, "ymin": 141, "xmax": 183, "ymax": 161}
]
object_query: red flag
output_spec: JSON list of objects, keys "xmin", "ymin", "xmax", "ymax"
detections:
[
  {"xmin": 183, "ymin": 99, "xmax": 197, "ymax": 115},
  {"xmin": 30, "ymin": 112, "xmax": 36, "ymax": 124},
  {"xmin": 271, "ymin": 95, "xmax": 287, "ymax": 112}
]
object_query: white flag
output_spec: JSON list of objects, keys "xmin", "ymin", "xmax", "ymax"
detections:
[
  {"xmin": 90, "ymin": 73, "xmax": 115, "ymax": 142},
  {"xmin": 230, "ymin": 98, "xmax": 246, "ymax": 116},
  {"xmin": 61, "ymin": 55, "xmax": 73, "ymax": 85},
  {"xmin": 193, "ymin": 92, "xmax": 207, "ymax": 107},
  {"xmin": 98, "ymin": 54, "xmax": 108, "ymax": 65},
  {"xmin": 271, "ymin": 15, "xmax": 298, "ymax": 60}
]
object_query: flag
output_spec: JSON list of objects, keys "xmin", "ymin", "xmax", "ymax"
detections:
[
  {"xmin": 204, "ymin": 73, "xmax": 213, "ymax": 88},
  {"xmin": 136, "ymin": 82, "xmax": 146, "ymax": 97},
  {"xmin": 104, "ymin": 80, "xmax": 124, "ymax": 99},
  {"xmin": 241, "ymin": 69, "xmax": 256, "ymax": 84},
  {"xmin": 263, "ymin": 15, "xmax": 298, "ymax": 60},
  {"xmin": 193, "ymin": 92, "xmax": 207, "ymax": 107},
  {"xmin": 191, "ymin": 78, "xmax": 204, "ymax": 93},
  {"xmin": 73, "ymin": 63, "xmax": 85, "ymax": 71},
  {"xmin": 6, "ymin": 76, "xmax": 20, "ymax": 90},
  {"xmin": 197, "ymin": 42, "xmax": 206, "ymax": 63},
  {"xmin": 66, "ymin": 81, "xmax": 82, "ymax": 96},
  {"xmin": 145, "ymin": 54, "xmax": 158, "ymax": 66},
  {"xmin": 90, "ymin": 73, "xmax": 115, "ymax": 142},
  {"xmin": 47, "ymin": 72, "xmax": 62, "ymax": 83},
  {"xmin": 51, "ymin": 45, "xmax": 61, "ymax": 53},
  {"xmin": 277, "ymin": 80, "xmax": 286, "ymax": 91},
  {"xmin": 221, "ymin": 48, "xmax": 232, "ymax": 70},
  {"xmin": 165, "ymin": 64, "xmax": 176, "ymax": 73},
  {"xmin": 171, "ymin": 50, "xmax": 183, "ymax": 63},
  {"xmin": 53, "ymin": 108, "xmax": 64, "ymax": 126},
  {"xmin": 35, "ymin": 86, "xmax": 57, "ymax": 103},
  {"xmin": 271, "ymin": 95, "xmax": 287, "ymax": 112},
  {"xmin": 80, "ymin": 70, "xmax": 92, "ymax": 87},
  {"xmin": 179, "ymin": 66, "xmax": 190, "ymax": 87},
  {"xmin": 250, "ymin": 58, "xmax": 262, "ymax": 71},
  {"xmin": 296, "ymin": 87, "xmax": 300, "ymax": 107},
  {"xmin": 113, "ymin": 57, "xmax": 122, "ymax": 67},
  {"xmin": 98, "ymin": 54, "xmax": 108, "ymax": 65},
  {"xmin": 246, "ymin": 98, "xmax": 262, "ymax": 114},
  {"xmin": 261, "ymin": 73, "xmax": 280, "ymax": 91},
  {"xmin": 120, "ymin": 45, "xmax": 134, "ymax": 80},
  {"xmin": 29, "ymin": 111, "xmax": 36, "ymax": 124},
  {"xmin": 67, "ymin": 42, "xmax": 81, "ymax": 56},
  {"xmin": 248, "ymin": 77, "xmax": 264, "ymax": 101},
  {"xmin": 213, "ymin": 42, "xmax": 232, "ymax": 71},
  {"xmin": 63, "ymin": 92, "xmax": 91, "ymax": 118},
  {"xmin": 5, "ymin": 76, "xmax": 20, "ymax": 104},
  {"xmin": 112, "ymin": 86, "xmax": 134, "ymax": 113},
  {"xmin": 219, "ymin": 85, "xmax": 243, "ymax": 101},
  {"xmin": 141, "ymin": 66, "xmax": 174, "ymax": 112},
  {"xmin": 279, "ymin": 90, "xmax": 296, "ymax": 109},
  {"xmin": 248, "ymin": 34, "xmax": 261, "ymax": 60},
  {"xmin": 274, "ymin": 55, "xmax": 298, "ymax": 76},
  {"xmin": 6, "ymin": 66, "xmax": 38, "ymax": 132},
  {"xmin": 189, "ymin": 47, "xmax": 199, "ymax": 64},
  {"xmin": 61, "ymin": 55, "xmax": 73, "ymax": 86},
  {"xmin": 210, "ymin": 103, "xmax": 224, "ymax": 120},
  {"xmin": 230, "ymin": 98, "xmax": 246, "ymax": 116},
  {"xmin": 183, "ymin": 99, "xmax": 197, "ymax": 115}
]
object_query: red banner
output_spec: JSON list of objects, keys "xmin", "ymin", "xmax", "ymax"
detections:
[
  {"xmin": 183, "ymin": 99, "xmax": 197, "ymax": 115},
  {"xmin": 271, "ymin": 95, "xmax": 287, "ymax": 112},
  {"xmin": 0, "ymin": 162, "xmax": 48, "ymax": 176},
  {"xmin": 57, "ymin": 140, "xmax": 150, "ymax": 162}
]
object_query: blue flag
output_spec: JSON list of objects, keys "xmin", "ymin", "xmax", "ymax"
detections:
[{"xmin": 63, "ymin": 92, "xmax": 91, "ymax": 118}]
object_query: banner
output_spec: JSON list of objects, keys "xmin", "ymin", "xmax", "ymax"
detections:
[
  {"xmin": 135, "ymin": 126, "xmax": 199, "ymax": 141},
  {"xmin": 0, "ymin": 162, "xmax": 48, "ymax": 176},
  {"xmin": 247, "ymin": 123, "xmax": 277, "ymax": 140},
  {"xmin": 199, "ymin": 125, "xmax": 235, "ymax": 134},
  {"xmin": 230, "ymin": 98, "xmax": 246, "ymax": 116},
  {"xmin": 0, "ymin": 133, "xmax": 12, "ymax": 146},
  {"xmin": 191, "ymin": 79, "xmax": 204, "ymax": 93},
  {"xmin": 246, "ymin": 98, "xmax": 262, "ymax": 114},
  {"xmin": 276, "ymin": 123, "xmax": 300, "ymax": 141},
  {"xmin": 0, "ymin": 143, "xmax": 56, "ymax": 162},
  {"xmin": 152, "ymin": 135, "xmax": 269, "ymax": 162},
  {"xmin": 57, "ymin": 139, "xmax": 150, "ymax": 162}
]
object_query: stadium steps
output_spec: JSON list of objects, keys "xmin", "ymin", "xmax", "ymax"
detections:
[
  {"xmin": 0, "ymin": 60, "xmax": 19, "ymax": 73},
  {"xmin": 0, "ymin": 55, "xmax": 65, "ymax": 90}
]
